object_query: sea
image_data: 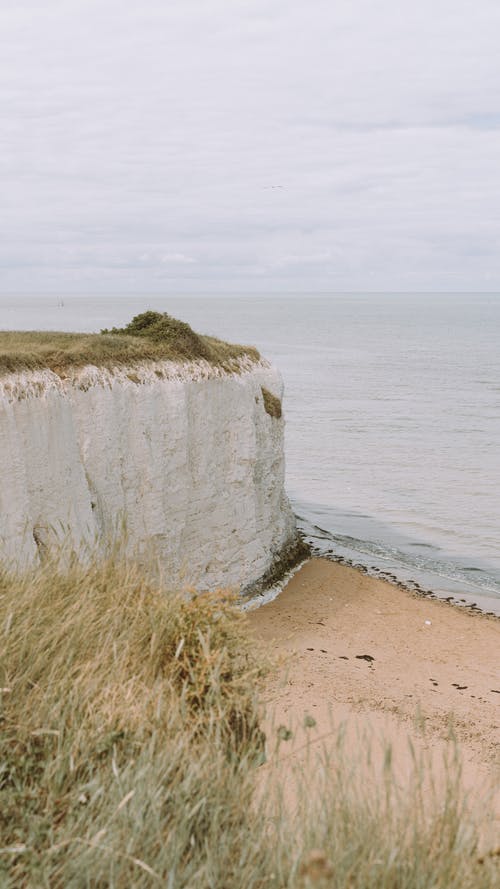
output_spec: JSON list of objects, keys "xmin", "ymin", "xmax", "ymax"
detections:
[{"xmin": 1, "ymin": 292, "xmax": 499, "ymax": 615}]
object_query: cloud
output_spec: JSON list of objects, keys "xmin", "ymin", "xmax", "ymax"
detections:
[
  {"xmin": 1, "ymin": 0, "xmax": 500, "ymax": 292},
  {"xmin": 160, "ymin": 253, "xmax": 197, "ymax": 265}
]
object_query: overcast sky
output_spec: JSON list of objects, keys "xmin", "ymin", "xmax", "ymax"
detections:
[{"xmin": 2, "ymin": 0, "xmax": 500, "ymax": 293}]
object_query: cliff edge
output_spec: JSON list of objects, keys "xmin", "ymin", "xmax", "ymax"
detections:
[{"xmin": 0, "ymin": 313, "xmax": 304, "ymax": 594}]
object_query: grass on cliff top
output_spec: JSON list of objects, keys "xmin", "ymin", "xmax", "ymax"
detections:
[
  {"xmin": 0, "ymin": 310, "xmax": 260, "ymax": 376},
  {"xmin": 1, "ymin": 556, "xmax": 498, "ymax": 888}
]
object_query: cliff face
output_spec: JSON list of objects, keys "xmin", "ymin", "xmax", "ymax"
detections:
[{"xmin": 0, "ymin": 357, "xmax": 300, "ymax": 593}]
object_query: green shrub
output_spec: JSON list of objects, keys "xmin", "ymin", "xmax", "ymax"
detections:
[{"xmin": 101, "ymin": 311, "xmax": 213, "ymax": 360}]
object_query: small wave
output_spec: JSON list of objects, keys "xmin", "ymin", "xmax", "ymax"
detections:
[{"xmin": 408, "ymin": 542, "xmax": 438, "ymax": 549}]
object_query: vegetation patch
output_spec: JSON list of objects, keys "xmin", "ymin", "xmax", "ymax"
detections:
[
  {"xmin": 261, "ymin": 386, "xmax": 282, "ymax": 419},
  {"xmin": 0, "ymin": 311, "xmax": 260, "ymax": 376},
  {"xmin": 0, "ymin": 559, "xmax": 267, "ymax": 887},
  {"xmin": 0, "ymin": 556, "xmax": 497, "ymax": 887}
]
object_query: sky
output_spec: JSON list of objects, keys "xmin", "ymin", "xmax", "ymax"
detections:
[{"xmin": 2, "ymin": 0, "xmax": 500, "ymax": 294}]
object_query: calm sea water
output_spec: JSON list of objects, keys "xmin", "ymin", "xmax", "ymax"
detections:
[{"xmin": 2, "ymin": 293, "xmax": 500, "ymax": 613}]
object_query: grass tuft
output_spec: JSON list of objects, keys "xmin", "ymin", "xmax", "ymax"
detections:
[{"xmin": 261, "ymin": 386, "xmax": 282, "ymax": 419}]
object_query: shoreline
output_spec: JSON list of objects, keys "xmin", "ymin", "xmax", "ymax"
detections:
[
  {"xmin": 247, "ymin": 548, "xmax": 500, "ymax": 620},
  {"xmin": 248, "ymin": 557, "xmax": 500, "ymax": 819},
  {"xmin": 295, "ymin": 510, "xmax": 500, "ymax": 618},
  {"xmin": 317, "ymin": 552, "xmax": 500, "ymax": 620}
]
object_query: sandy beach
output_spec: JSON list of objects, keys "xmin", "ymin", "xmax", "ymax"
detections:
[{"xmin": 249, "ymin": 558, "xmax": 500, "ymax": 821}]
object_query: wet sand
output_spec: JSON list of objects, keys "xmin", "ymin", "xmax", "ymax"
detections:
[{"xmin": 248, "ymin": 558, "xmax": 500, "ymax": 819}]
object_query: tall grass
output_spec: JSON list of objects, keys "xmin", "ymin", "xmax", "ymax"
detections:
[{"xmin": 1, "ymin": 559, "xmax": 498, "ymax": 888}]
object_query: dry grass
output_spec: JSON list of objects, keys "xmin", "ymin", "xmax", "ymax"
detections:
[
  {"xmin": 0, "ymin": 311, "xmax": 260, "ymax": 376},
  {"xmin": 0, "ymin": 557, "xmax": 498, "ymax": 888},
  {"xmin": 0, "ymin": 558, "xmax": 267, "ymax": 887}
]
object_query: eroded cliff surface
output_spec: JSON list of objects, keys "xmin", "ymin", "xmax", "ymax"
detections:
[{"xmin": 0, "ymin": 357, "xmax": 300, "ymax": 593}]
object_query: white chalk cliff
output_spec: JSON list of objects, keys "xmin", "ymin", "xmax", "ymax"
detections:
[{"xmin": 0, "ymin": 357, "xmax": 301, "ymax": 593}]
